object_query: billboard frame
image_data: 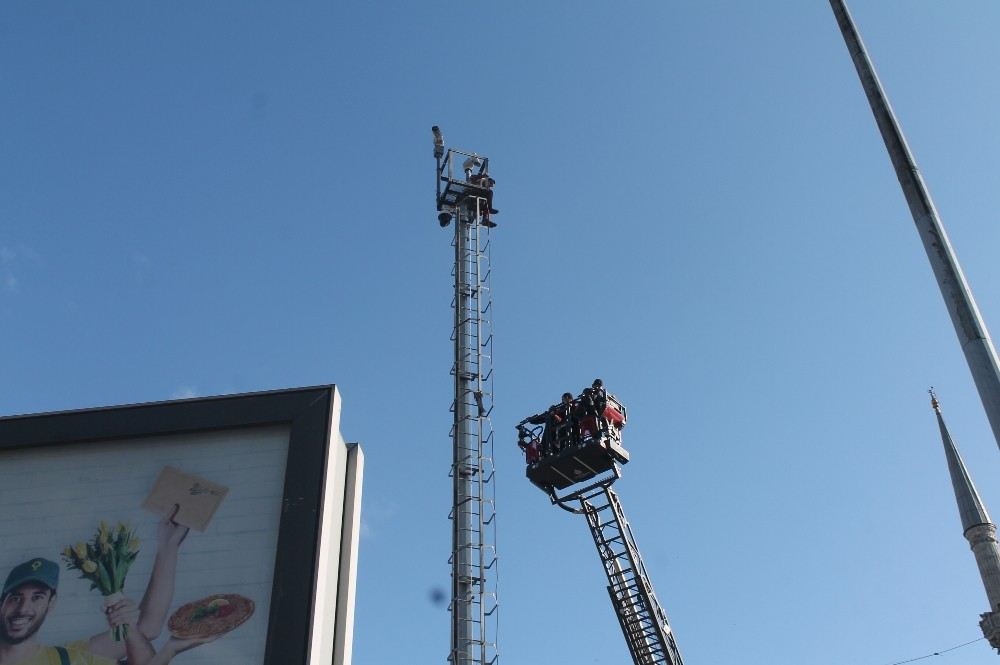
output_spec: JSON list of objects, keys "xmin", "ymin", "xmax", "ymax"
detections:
[{"xmin": 0, "ymin": 385, "xmax": 346, "ymax": 665}]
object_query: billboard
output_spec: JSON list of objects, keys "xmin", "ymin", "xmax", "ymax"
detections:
[{"xmin": 0, "ymin": 385, "xmax": 363, "ymax": 665}]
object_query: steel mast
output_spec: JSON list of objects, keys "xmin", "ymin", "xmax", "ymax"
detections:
[
  {"xmin": 830, "ymin": 0, "xmax": 1000, "ymax": 452},
  {"xmin": 433, "ymin": 127, "xmax": 499, "ymax": 665}
]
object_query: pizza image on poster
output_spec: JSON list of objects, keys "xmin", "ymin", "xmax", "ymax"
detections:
[{"xmin": 169, "ymin": 593, "xmax": 256, "ymax": 640}]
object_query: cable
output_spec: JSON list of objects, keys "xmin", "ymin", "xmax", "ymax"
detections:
[{"xmin": 881, "ymin": 636, "xmax": 986, "ymax": 665}]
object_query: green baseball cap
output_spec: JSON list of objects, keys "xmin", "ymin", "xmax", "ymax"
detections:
[{"xmin": 3, "ymin": 558, "xmax": 59, "ymax": 595}]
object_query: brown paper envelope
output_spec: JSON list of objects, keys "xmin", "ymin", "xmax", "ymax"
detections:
[{"xmin": 142, "ymin": 466, "xmax": 229, "ymax": 532}]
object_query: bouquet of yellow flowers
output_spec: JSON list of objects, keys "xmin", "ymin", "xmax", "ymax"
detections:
[{"xmin": 62, "ymin": 521, "xmax": 140, "ymax": 641}]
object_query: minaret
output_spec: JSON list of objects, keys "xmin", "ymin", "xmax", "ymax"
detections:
[
  {"xmin": 931, "ymin": 391, "xmax": 1000, "ymax": 650},
  {"xmin": 830, "ymin": 0, "xmax": 1000, "ymax": 453}
]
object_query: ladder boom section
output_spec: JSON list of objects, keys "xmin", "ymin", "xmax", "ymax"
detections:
[{"xmin": 582, "ymin": 487, "xmax": 684, "ymax": 665}]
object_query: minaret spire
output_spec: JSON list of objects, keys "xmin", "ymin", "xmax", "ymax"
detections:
[
  {"xmin": 930, "ymin": 390, "xmax": 1000, "ymax": 650},
  {"xmin": 830, "ymin": 0, "xmax": 1000, "ymax": 454}
]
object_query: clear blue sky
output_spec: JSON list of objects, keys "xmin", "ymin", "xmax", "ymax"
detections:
[{"xmin": 4, "ymin": 2, "xmax": 1000, "ymax": 663}]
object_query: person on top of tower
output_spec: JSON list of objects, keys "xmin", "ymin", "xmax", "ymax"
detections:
[{"xmin": 466, "ymin": 172, "xmax": 498, "ymax": 228}]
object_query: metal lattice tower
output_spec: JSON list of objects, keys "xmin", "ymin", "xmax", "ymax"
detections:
[{"xmin": 433, "ymin": 127, "xmax": 499, "ymax": 665}]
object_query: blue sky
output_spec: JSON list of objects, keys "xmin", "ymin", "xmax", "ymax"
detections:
[{"xmin": 4, "ymin": 1, "xmax": 1000, "ymax": 663}]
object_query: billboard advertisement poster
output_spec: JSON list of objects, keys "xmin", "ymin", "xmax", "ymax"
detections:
[{"xmin": 0, "ymin": 386, "xmax": 362, "ymax": 665}]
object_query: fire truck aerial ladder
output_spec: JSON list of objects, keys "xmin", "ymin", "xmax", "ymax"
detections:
[{"xmin": 516, "ymin": 386, "xmax": 686, "ymax": 665}]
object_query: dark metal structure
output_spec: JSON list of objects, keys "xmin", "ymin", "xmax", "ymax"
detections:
[{"xmin": 517, "ymin": 392, "xmax": 685, "ymax": 665}]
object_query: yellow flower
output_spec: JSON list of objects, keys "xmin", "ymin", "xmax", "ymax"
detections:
[
  {"xmin": 62, "ymin": 547, "xmax": 73, "ymax": 559},
  {"xmin": 73, "ymin": 543, "xmax": 87, "ymax": 559},
  {"xmin": 127, "ymin": 537, "xmax": 140, "ymax": 552},
  {"xmin": 82, "ymin": 560, "xmax": 97, "ymax": 574}
]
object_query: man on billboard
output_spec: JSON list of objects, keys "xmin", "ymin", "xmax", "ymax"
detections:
[
  {"xmin": 0, "ymin": 513, "xmax": 205, "ymax": 665},
  {"xmin": 0, "ymin": 557, "xmax": 152, "ymax": 665}
]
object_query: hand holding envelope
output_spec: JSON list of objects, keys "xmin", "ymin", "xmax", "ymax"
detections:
[{"xmin": 142, "ymin": 466, "xmax": 229, "ymax": 532}]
